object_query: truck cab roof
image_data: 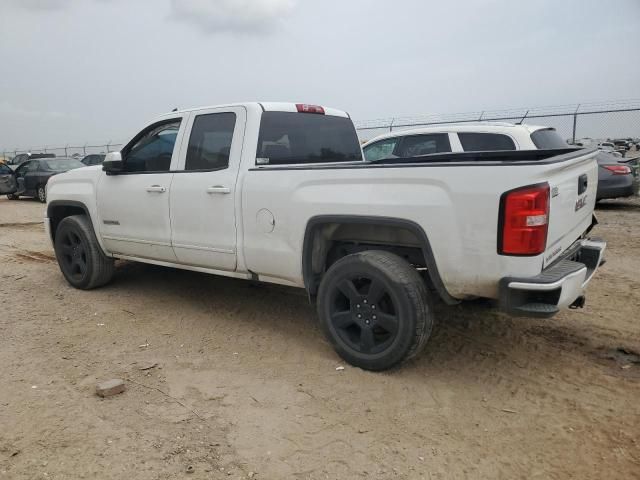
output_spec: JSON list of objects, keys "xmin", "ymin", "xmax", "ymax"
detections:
[{"xmin": 160, "ymin": 102, "xmax": 350, "ymax": 119}]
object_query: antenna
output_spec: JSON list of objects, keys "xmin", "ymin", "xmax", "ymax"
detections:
[{"xmin": 516, "ymin": 110, "xmax": 529, "ymax": 125}]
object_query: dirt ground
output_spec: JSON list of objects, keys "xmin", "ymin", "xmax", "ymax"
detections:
[{"xmin": 0, "ymin": 196, "xmax": 639, "ymax": 480}]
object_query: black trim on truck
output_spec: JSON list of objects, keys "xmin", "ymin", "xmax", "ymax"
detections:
[
  {"xmin": 498, "ymin": 239, "xmax": 605, "ymax": 318},
  {"xmin": 47, "ymin": 200, "xmax": 92, "ymax": 241},
  {"xmin": 249, "ymin": 147, "xmax": 593, "ymax": 171},
  {"xmin": 302, "ymin": 215, "xmax": 459, "ymax": 306}
]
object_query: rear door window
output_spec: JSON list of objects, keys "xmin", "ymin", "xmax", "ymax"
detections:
[
  {"xmin": 397, "ymin": 134, "xmax": 451, "ymax": 157},
  {"xmin": 458, "ymin": 132, "xmax": 516, "ymax": 151},
  {"xmin": 185, "ymin": 113, "xmax": 236, "ymax": 171},
  {"xmin": 257, "ymin": 112, "xmax": 362, "ymax": 165},
  {"xmin": 530, "ymin": 128, "xmax": 570, "ymax": 149},
  {"xmin": 26, "ymin": 161, "xmax": 40, "ymax": 172}
]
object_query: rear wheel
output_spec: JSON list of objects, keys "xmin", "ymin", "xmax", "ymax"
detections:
[
  {"xmin": 317, "ymin": 250, "xmax": 434, "ymax": 371},
  {"xmin": 7, "ymin": 193, "xmax": 18, "ymax": 200},
  {"xmin": 54, "ymin": 215, "xmax": 114, "ymax": 289}
]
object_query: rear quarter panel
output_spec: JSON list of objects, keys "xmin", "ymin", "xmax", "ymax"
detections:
[{"xmin": 241, "ymin": 155, "xmax": 597, "ymax": 299}]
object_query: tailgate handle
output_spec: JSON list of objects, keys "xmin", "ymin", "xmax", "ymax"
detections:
[{"xmin": 578, "ymin": 174, "xmax": 588, "ymax": 195}]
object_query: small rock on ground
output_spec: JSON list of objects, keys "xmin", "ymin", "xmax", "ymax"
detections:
[{"xmin": 96, "ymin": 379, "xmax": 126, "ymax": 397}]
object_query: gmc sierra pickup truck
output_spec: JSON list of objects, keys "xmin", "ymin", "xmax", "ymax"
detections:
[{"xmin": 46, "ymin": 102, "xmax": 606, "ymax": 371}]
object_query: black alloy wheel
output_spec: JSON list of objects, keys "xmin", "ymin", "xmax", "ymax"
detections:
[
  {"xmin": 53, "ymin": 215, "xmax": 114, "ymax": 290},
  {"xmin": 58, "ymin": 229, "xmax": 88, "ymax": 283},
  {"xmin": 317, "ymin": 250, "xmax": 434, "ymax": 371}
]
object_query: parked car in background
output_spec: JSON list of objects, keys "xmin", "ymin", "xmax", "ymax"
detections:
[
  {"xmin": 573, "ymin": 138, "xmax": 597, "ymax": 148},
  {"xmin": 362, "ymin": 123, "xmax": 569, "ymax": 161},
  {"xmin": 0, "ymin": 163, "xmax": 18, "ymax": 195},
  {"xmin": 81, "ymin": 154, "xmax": 106, "ymax": 166},
  {"xmin": 363, "ymin": 124, "xmax": 637, "ymax": 204},
  {"xmin": 6, "ymin": 153, "xmax": 56, "ymax": 169},
  {"xmin": 597, "ymin": 142, "xmax": 625, "ymax": 158},
  {"xmin": 596, "ymin": 151, "xmax": 635, "ymax": 200},
  {"xmin": 7, "ymin": 157, "xmax": 84, "ymax": 202},
  {"xmin": 613, "ymin": 139, "xmax": 630, "ymax": 150}
]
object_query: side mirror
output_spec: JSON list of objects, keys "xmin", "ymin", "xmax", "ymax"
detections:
[{"xmin": 102, "ymin": 152, "xmax": 123, "ymax": 174}]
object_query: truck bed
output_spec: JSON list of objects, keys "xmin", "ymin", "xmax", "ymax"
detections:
[{"xmin": 243, "ymin": 147, "xmax": 599, "ymax": 299}]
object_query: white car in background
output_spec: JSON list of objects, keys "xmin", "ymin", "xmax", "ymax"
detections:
[
  {"xmin": 598, "ymin": 142, "xmax": 624, "ymax": 158},
  {"xmin": 362, "ymin": 123, "xmax": 570, "ymax": 161}
]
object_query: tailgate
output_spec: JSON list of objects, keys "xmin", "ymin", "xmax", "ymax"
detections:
[{"xmin": 543, "ymin": 149, "xmax": 598, "ymax": 267}]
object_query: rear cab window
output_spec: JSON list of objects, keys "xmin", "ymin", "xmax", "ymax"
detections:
[
  {"xmin": 530, "ymin": 128, "xmax": 570, "ymax": 149},
  {"xmin": 257, "ymin": 112, "xmax": 362, "ymax": 165},
  {"xmin": 458, "ymin": 132, "xmax": 516, "ymax": 151}
]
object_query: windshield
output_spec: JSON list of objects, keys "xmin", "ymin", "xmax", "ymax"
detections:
[
  {"xmin": 44, "ymin": 159, "xmax": 85, "ymax": 171},
  {"xmin": 257, "ymin": 112, "xmax": 362, "ymax": 165}
]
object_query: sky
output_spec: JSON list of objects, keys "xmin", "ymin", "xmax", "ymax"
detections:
[{"xmin": 1, "ymin": 0, "xmax": 639, "ymax": 150}]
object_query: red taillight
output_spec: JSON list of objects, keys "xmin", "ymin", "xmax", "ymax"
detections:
[
  {"xmin": 499, "ymin": 183, "xmax": 550, "ymax": 256},
  {"xmin": 296, "ymin": 104, "xmax": 325, "ymax": 114},
  {"xmin": 603, "ymin": 165, "xmax": 631, "ymax": 175}
]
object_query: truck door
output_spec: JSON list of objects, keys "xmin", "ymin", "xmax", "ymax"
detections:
[
  {"xmin": 96, "ymin": 117, "xmax": 187, "ymax": 262},
  {"xmin": 169, "ymin": 106, "xmax": 246, "ymax": 271}
]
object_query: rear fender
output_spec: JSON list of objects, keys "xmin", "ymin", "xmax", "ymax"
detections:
[{"xmin": 302, "ymin": 215, "xmax": 459, "ymax": 305}]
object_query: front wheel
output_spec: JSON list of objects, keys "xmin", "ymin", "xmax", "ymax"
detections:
[
  {"xmin": 317, "ymin": 250, "xmax": 434, "ymax": 371},
  {"xmin": 54, "ymin": 215, "xmax": 115, "ymax": 290},
  {"xmin": 37, "ymin": 185, "xmax": 46, "ymax": 203}
]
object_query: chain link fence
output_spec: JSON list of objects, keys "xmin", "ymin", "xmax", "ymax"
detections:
[
  {"xmin": 2, "ymin": 100, "xmax": 640, "ymax": 161},
  {"xmin": 354, "ymin": 99, "xmax": 640, "ymax": 145},
  {"xmin": 1, "ymin": 142, "xmax": 123, "ymax": 161}
]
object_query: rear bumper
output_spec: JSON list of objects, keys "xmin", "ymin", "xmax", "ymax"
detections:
[
  {"xmin": 499, "ymin": 238, "xmax": 606, "ymax": 318},
  {"xmin": 597, "ymin": 175, "xmax": 635, "ymax": 200}
]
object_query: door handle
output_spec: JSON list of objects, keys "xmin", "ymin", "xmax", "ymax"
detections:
[
  {"xmin": 206, "ymin": 186, "xmax": 230, "ymax": 194},
  {"xmin": 578, "ymin": 174, "xmax": 588, "ymax": 195},
  {"xmin": 146, "ymin": 185, "xmax": 166, "ymax": 193}
]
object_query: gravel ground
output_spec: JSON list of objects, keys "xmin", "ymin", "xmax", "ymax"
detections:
[{"xmin": 0, "ymin": 196, "xmax": 639, "ymax": 479}]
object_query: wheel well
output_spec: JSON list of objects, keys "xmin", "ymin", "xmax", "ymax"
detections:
[
  {"xmin": 48, "ymin": 202, "xmax": 88, "ymax": 241},
  {"xmin": 302, "ymin": 216, "xmax": 458, "ymax": 305}
]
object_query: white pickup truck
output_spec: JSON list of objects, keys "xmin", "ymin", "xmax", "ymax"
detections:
[{"xmin": 46, "ymin": 102, "xmax": 606, "ymax": 370}]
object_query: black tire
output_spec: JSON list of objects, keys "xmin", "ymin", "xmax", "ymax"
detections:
[
  {"xmin": 54, "ymin": 215, "xmax": 114, "ymax": 290},
  {"xmin": 7, "ymin": 193, "xmax": 18, "ymax": 200},
  {"xmin": 317, "ymin": 250, "xmax": 434, "ymax": 371},
  {"xmin": 37, "ymin": 184, "xmax": 46, "ymax": 203}
]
